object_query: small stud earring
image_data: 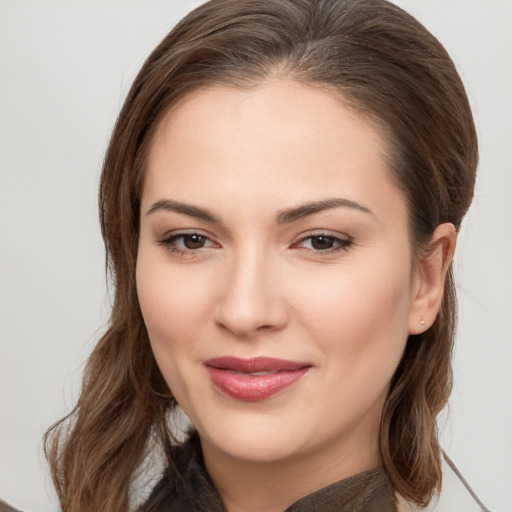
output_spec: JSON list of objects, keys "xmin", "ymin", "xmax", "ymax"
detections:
[{"xmin": 419, "ymin": 318, "xmax": 425, "ymax": 326}]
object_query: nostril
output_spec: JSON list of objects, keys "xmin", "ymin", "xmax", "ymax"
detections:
[{"xmin": 256, "ymin": 324, "xmax": 273, "ymax": 331}]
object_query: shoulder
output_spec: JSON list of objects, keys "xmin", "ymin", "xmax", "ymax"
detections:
[
  {"xmin": 138, "ymin": 431, "xmax": 225, "ymax": 512},
  {"xmin": 396, "ymin": 453, "xmax": 491, "ymax": 512},
  {"xmin": 0, "ymin": 499, "xmax": 22, "ymax": 512}
]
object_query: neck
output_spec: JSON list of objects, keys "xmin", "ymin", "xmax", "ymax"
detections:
[{"xmin": 200, "ymin": 426, "xmax": 382, "ymax": 512}]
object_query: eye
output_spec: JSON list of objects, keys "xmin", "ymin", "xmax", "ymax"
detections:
[
  {"xmin": 158, "ymin": 232, "xmax": 218, "ymax": 255},
  {"xmin": 294, "ymin": 234, "xmax": 352, "ymax": 253},
  {"xmin": 177, "ymin": 234, "xmax": 208, "ymax": 249}
]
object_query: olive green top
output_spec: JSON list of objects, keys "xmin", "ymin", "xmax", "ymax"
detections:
[
  {"xmin": 141, "ymin": 432, "xmax": 398, "ymax": 511},
  {"xmin": 0, "ymin": 434, "xmax": 397, "ymax": 512},
  {"xmin": 0, "ymin": 499, "xmax": 20, "ymax": 512}
]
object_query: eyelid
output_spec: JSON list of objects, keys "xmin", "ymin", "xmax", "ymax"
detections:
[
  {"xmin": 158, "ymin": 228, "xmax": 218, "ymax": 241},
  {"xmin": 156, "ymin": 229, "xmax": 353, "ymax": 257},
  {"xmin": 157, "ymin": 230, "xmax": 221, "ymax": 254},
  {"xmin": 291, "ymin": 231, "xmax": 353, "ymax": 253}
]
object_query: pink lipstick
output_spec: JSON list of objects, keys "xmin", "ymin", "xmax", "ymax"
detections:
[{"xmin": 204, "ymin": 356, "xmax": 311, "ymax": 401}]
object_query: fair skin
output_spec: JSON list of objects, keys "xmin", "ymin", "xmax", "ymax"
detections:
[{"xmin": 136, "ymin": 79, "xmax": 456, "ymax": 512}]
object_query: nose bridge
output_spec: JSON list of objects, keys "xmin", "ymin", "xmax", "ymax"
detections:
[{"xmin": 214, "ymin": 242, "xmax": 287, "ymax": 337}]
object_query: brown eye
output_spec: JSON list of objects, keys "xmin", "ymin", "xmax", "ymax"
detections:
[
  {"xmin": 183, "ymin": 234, "xmax": 206, "ymax": 249},
  {"xmin": 295, "ymin": 234, "xmax": 352, "ymax": 253},
  {"xmin": 310, "ymin": 236, "xmax": 335, "ymax": 250},
  {"xmin": 158, "ymin": 232, "xmax": 218, "ymax": 255}
]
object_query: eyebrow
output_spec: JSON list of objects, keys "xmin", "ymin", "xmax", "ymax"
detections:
[
  {"xmin": 276, "ymin": 198, "xmax": 374, "ymax": 224},
  {"xmin": 146, "ymin": 199, "xmax": 220, "ymax": 222},
  {"xmin": 145, "ymin": 197, "xmax": 373, "ymax": 224}
]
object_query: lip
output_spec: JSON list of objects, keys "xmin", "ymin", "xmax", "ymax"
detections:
[{"xmin": 204, "ymin": 356, "xmax": 312, "ymax": 401}]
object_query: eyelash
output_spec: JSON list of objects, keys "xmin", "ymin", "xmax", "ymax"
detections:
[
  {"xmin": 157, "ymin": 232, "xmax": 353, "ymax": 256},
  {"xmin": 293, "ymin": 233, "xmax": 353, "ymax": 253},
  {"xmin": 157, "ymin": 231, "xmax": 215, "ymax": 257}
]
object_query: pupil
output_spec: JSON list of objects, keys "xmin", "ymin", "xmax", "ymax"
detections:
[
  {"xmin": 184, "ymin": 234, "xmax": 205, "ymax": 249},
  {"xmin": 312, "ymin": 236, "xmax": 333, "ymax": 250}
]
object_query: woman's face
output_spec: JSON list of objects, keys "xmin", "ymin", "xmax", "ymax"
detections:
[{"xmin": 137, "ymin": 80, "xmax": 423, "ymax": 469}]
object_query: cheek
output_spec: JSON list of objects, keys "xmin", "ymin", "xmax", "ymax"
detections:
[
  {"xmin": 292, "ymin": 256, "xmax": 412, "ymax": 363},
  {"xmin": 138, "ymin": 274, "xmax": 204, "ymax": 337},
  {"xmin": 288, "ymin": 257, "xmax": 413, "ymax": 433},
  {"xmin": 135, "ymin": 249, "xmax": 216, "ymax": 375}
]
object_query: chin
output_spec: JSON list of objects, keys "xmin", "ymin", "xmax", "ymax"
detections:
[
  {"xmin": 209, "ymin": 429, "xmax": 305, "ymax": 463},
  {"xmin": 192, "ymin": 407, "xmax": 313, "ymax": 463}
]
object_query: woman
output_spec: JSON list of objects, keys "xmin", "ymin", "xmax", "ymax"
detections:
[{"xmin": 38, "ymin": 0, "xmax": 484, "ymax": 510}]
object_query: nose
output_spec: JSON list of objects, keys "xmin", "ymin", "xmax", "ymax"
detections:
[{"xmin": 213, "ymin": 249, "xmax": 288, "ymax": 339}]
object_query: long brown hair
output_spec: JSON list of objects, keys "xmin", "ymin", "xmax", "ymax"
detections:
[{"xmin": 45, "ymin": 1, "xmax": 478, "ymax": 510}]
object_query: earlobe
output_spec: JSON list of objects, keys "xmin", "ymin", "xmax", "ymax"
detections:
[{"xmin": 408, "ymin": 223, "xmax": 457, "ymax": 334}]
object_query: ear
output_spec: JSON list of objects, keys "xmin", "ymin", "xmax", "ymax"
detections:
[{"xmin": 408, "ymin": 223, "xmax": 457, "ymax": 334}]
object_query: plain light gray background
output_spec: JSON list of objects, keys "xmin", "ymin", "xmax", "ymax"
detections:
[{"xmin": 1, "ymin": 1, "xmax": 511, "ymax": 510}]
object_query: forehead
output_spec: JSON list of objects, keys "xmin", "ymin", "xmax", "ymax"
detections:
[{"xmin": 143, "ymin": 80, "xmax": 405, "ymax": 223}]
